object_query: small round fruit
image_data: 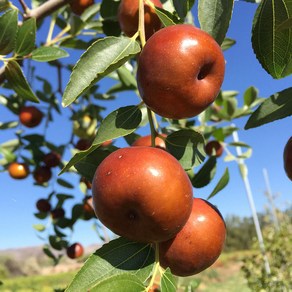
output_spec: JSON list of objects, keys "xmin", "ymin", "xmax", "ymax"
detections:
[
  {"xmin": 205, "ymin": 140, "xmax": 223, "ymax": 157},
  {"xmin": 75, "ymin": 139, "xmax": 92, "ymax": 151},
  {"xmin": 92, "ymin": 147, "xmax": 193, "ymax": 243},
  {"xmin": 43, "ymin": 152, "xmax": 61, "ymax": 168},
  {"xmin": 66, "ymin": 243, "xmax": 84, "ymax": 259},
  {"xmin": 8, "ymin": 162, "xmax": 30, "ymax": 179},
  {"xmin": 33, "ymin": 166, "xmax": 52, "ymax": 184},
  {"xmin": 284, "ymin": 137, "xmax": 292, "ymax": 181},
  {"xmin": 51, "ymin": 207, "xmax": 65, "ymax": 219},
  {"xmin": 118, "ymin": 0, "xmax": 162, "ymax": 40},
  {"xmin": 137, "ymin": 24, "xmax": 225, "ymax": 119},
  {"xmin": 36, "ymin": 199, "xmax": 51, "ymax": 213},
  {"xmin": 19, "ymin": 106, "xmax": 43, "ymax": 128},
  {"xmin": 83, "ymin": 196, "xmax": 95, "ymax": 217},
  {"xmin": 70, "ymin": 0, "xmax": 94, "ymax": 15},
  {"xmin": 132, "ymin": 134, "xmax": 166, "ymax": 149},
  {"xmin": 159, "ymin": 198, "xmax": 226, "ymax": 277}
]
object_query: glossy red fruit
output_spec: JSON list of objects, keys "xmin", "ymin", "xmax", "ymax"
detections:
[
  {"xmin": 205, "ymin": 140, "xmax": 223, "ymax": 157},
  {"xmin": 36, "ymin": 199, "xmax": 51, "ymax": 213},
  {"xmin": 70, "ymin": 0, "xmax": 94, "ymax": 15},
  {"xmin": 43, "ymin": 152, "xmax": 61, "ymax": 168},
  {"xmin": 159, "ymin": 198, "xmax": 226, "ymax": 277},
  {"xmin": 19, "ymin": 106, "xmax": 43, "ymax": 128},
  {"xmin": 132, "ymin": 134, "xmax": 166, "ymax": 149},
  {"xmin": 75, "ymin": 139, "xmax": 92, "ymax": 151},
  {"xmin": 8, "ymin": 162, "xmax": 30, "ymax": 179},
  {"xmin": 33, "ymin": 166, "xmax": 52, "ymax": 184},
  {"xmin": 284, "ymin": 137, "xmax": 292, "ymax": 181},
  {"xmin": 137, "ymin": 24, "xmax": 225, "ymax": 119},
  {"xmin": 118, "ymin": 0, "xmax": 162, "ymax": 40},
  {"xmin": 66, "ymin": 242, "xmax": 84, "ymax": 259},
  {"xmin": 51, "ymin": 207, "xmax": 65, "ymax": 219},
  {"xmin": 92, "ymin": 147, "xmax": 193, "ymax": 243}
]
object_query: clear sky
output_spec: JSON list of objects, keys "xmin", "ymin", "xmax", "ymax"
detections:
[{"xmin": 0, "ymin": 1, "xmax": 291, "ymax": 250}]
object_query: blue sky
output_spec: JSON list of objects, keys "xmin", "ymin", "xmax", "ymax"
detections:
[{"xmin": 0, "ymin": 1, "xmax": 291, "ymax": 250}]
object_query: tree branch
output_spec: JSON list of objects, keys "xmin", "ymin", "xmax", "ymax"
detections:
[{"xmin": 0, "ymin": 0, "xmax": 71, "ymax": 85}]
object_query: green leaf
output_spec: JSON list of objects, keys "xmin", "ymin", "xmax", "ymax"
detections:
[
  {"xmin": 15, "ymin": 17, "xmax": 36, "ymax": 56},
  {"xmin": 245, "ymin": 87, "xmax": 292, "ymax": 129},
  {"xmin": 5, "ymin": 61, "xmax": 39, "ymax": 103},
  {"xmin": 0, "ymin": 121, "xmax": 18, "ymax": 129},
  {"xmin": 166, "ymin": 129, "xmax": 206, "ymax": 170},
  {"xmin": 62, "ymin": 37, "xmax": 140, "ymax": 107},
  {"xmin": 173, "ymin": 0, "xmax": 195, "ymax": 19},
  {"xmin": 56, "ymin": 178, "xmax": 74, "ymax": 189},
  {"xmin": 116, "ymin": 65, "xmax": 137, "ymax": 89},
  {"xmin": 33, "ymin": 224, "xmax": 46, "ymax": 232},
  {"xmin": 160, "ymin": 268, "xmax": 177, "ymax": 292},
  {"xmin": 155, "ymin": 7, "xmax": 181, "ymax": 27},
  {"xmin": 49, "ymin": 235, "xmax": 68, "ymax": 251},
  {"xmin": 207, "ymin": 168, "xmax": 229, "ymax": 200},
  {"xmin": 243, "ymin": 86, "xmax": 258, "ymax": 107},
  {"xmin": 277, "ymin": 17, "xmax": 292, "ymax": 31},
  {"xmin": 221, "ymin": 37, "xmax": 236, "ymax": 51},
  {"xmin": 31, "ymin": 46, "xmax": 69, "ymax": 62},
  {"xmin": 252, "ymin": 0, "xmax": 292, "ymax": 78},
  {"xmin": 198, "ymin": 0, "xmax": 234, "ymax": 45},
  {"xmin": 0, "ymin": 9, "xmax": 18, "ymax": 55},
  {"xmin": 90, "ymin": 274, "xmax": 145, "ymax": 292},
  {"xmin": 60, "ymin": 38, "xmax": 90, "ymax": 50},
  {"xmin": 192, "ymin": 157, "xmax": 217, "ymax": 188},
  {"xmin": 0, "ymin": 0, "xmax": 9, "ymax": 12},
  {"xmin": 60, "ymin": 106, "xmax": 142, "ymax": 174},
  {"xmin": 43, "ymin": 246, "xmax": 59, "ymax": 264},
  {"xmin": 65, "ymin": 237, "xmax": 154, "ymax": 292}
]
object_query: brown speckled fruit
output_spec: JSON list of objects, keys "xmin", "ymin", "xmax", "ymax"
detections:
[
  {"xmin": 118, "ymin": 0, "xmax": 162, "ymax": 40},
  {"xmin": 132, "ymin": 134, "xmax": 166, "ymax": 149},
  {"xmin": 159, "ymin": 198, "xmax": 226, "ymax": 277},
  {"xmin": 137, "ymin": 24, "xmax": 225, "ymax": 119},
  {"xmin": 8, "ymin": 162, "xmax": 30, "ymax": 179},
  {"xmin": 19, "ymin": 106, "xmax": 43, "ymax": 128},
  {"xmin": 92, "ymin": 147, "xmax": 193, "ymax": 243},
  {"xmin": 284, "ymin": 136, "xmax": 292, "ymax": 181}
]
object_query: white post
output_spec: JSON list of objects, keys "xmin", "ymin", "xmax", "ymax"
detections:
[
  {"xmin": 263, "ymin": 168, "xmax": 280, "ymax": 231},
  {"xmin": 232, "ymin": 130, "xmax": 271, "ymax": 274}
]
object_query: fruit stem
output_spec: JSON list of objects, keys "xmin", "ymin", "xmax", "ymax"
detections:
[
  {"xmin": 146, "ymin": 243, "xmax": 160, "ymax": 291},
  {"xmin": 147, "ymin": 108, "xmax": 158, "ymax": 147},
  {"xmin": 138, "ymin": 0, "xmax": 146, "ymax": 47}
]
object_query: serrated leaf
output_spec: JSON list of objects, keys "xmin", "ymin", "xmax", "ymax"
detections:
[
  {"xmin": 60, "ymin": 106, "xmax": 141, "ymax": 174},
  {"xmin": 15, "ymin": 18, "xmax": 36, "ymax": 56},
  {"xmin": 56, "ymin": 178, "xmax": 74, "ymax": 189},
  {"xmin": 252, "ymin": 0, "xmax": 292, "ymax": 78},
  {"xmin": 62, "ymin": 37, "xmax": 140, "ymax": 107},
  {"xmin": 192, "ymin": 157, "xmax": 217, "ymax": 188},
  {"xmin": 166, "ymin": 129, "xmax": 206, "ymax": 170},
  {"xmin": 160, "ymin": 268, "xmax": 177, "ymax": 292},
  {"xmin": 31, "ymin": 46, "xmax": 69, "ymax": 62},
  {"xmin": 0, "ymin": 9, "xmax": 18, "ymax": 55},
  {"xmin": 198, "ymin": 0, "xmax": 234, "ymax": 45},
  {"xmin": 221, "ymin": 37, "xmax": 236, "ymax": 51},
  {"xmin": 245, "ymin": 87, "xmax": 292, "ymax": 129},
  {"xmin": 207, "ymin": 168, "xmax": 229, "ymax": 200},
  {"xmin": 33, "ymin": 224, "xmax": 46, "ymax": 232},
  {"xmin": 243, "ymin": 86, "xmax": 258, "ymax": 107},
  {"xmin": 173, "ymin": 0, "xmax": 195, "ymax": 19},
  {"xmin": 5, "ymin": 61, "xmax": 39, "ymax": 103},
  {"xmin": 65, "ymin": 237, "xmax": 154, "ymax": 292}
]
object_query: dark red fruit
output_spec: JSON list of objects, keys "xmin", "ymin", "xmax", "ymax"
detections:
[
  {"xmin": 75, "ymin": 139, "xmax": 92, "ymax": 151},
  {"xmin": 92, "ymin": 146, "xmax": 193, "ymax": 243},
  {"xmin": 19, "ymin": 106, "xmax": 43, "ymax": 128},
  {"xmin": 205, "ymin": 140, "xmax": 224, "ymax": 157},
  {"xmin": 51, "ymin": 208, "xmax": 65, "ymax": 219},
  {"xmin": 159, "ymin": 198, "xmax": 226, "ymax": 277},
  {"xmin": 66, "ymin": 242, "xmax": 84, "ymax": 259},
  {"xmin": 70, "ymin": 0, "xmax": 94, "ymax": 16},
  {"xmin": 36, "ymin": 199, "xmax": 51, "ymax": 213},
  {"xmin": 33, "ymin": 166, "xmax": 52, "ymax": 184},
  {"xmin": 132, "ymin": 134, "xmax": 166, "ymax": 149},
  {"xmin": 43, "ymin": 152, "xmax": 61, "ymax": 168},
  {"xmin": 284, "ymin": 136, "xmax": 292, "ymax": 181}
]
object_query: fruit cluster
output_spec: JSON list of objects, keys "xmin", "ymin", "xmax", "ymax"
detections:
[{"xmin": 90, "ymin": 0, "xmax": 227, "ymax": 277}]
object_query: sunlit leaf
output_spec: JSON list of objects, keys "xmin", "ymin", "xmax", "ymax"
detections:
[
  {"xmin": 31, "ymin": 46, "xmax": 69, "ymax": 62},
  {"xmin": 207, "ymin": 168, "xmax": 229, "ymax": 200}
]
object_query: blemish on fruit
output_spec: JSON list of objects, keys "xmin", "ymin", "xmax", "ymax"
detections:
[{"xmin": 106, "ymin": 171, "xmax": 111, "ymax": 176}]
